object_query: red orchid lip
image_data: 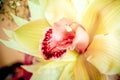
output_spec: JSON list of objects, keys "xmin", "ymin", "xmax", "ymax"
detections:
[{"xmin": 41, "ymin": 18, "xmax": 89, "ymax": 60}]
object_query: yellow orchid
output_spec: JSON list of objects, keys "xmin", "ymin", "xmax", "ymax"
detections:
[{"xmin": 1, "ymin": 0, "xmax": 120, "ymax": 80}]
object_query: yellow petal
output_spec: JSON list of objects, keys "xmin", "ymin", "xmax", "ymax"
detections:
[
  {"xmin": 58, "ymin": 50, "xmax": 79, "ymax": 80},
  {"xmin": 29, "ymin": 0, "xmax": 40, "ymax": 4},
  {"xmin": 72, "ymin": 0, "xmax": 93, "ymax": 22},
  {"xmin": 86, "ymin": 31, "xmax": 120, "ymax": 74},
  {"xmin": 81, "ymin": 0, "xmax": 120, "ymax": 40},
  {"xmin": 22, "ymin": 52, "xmax": 77, "ymax": 80},
  {"xmin": 61, "ymin": 50, "xmax": 79, "ymax": 62},
  {"xmin": 22, "ymin": 63, "xmax": 42, "ymax": 73},
  {"xmin": 0, "ymin": 29, "xmax": 27, "ymax": 53},
  {"xmin": 0, "ymin": 39, "xmax": 27, "ymax": 53},
  {"xmin": 13, "ymin": 19, "xmax": 50, "ymax": 58},
  {"xmin": 22, "ymin": 59, "xmax": 49, "ymax": 73},
  {"xmin": 74, "ymin": 55, "xmax": 107, "ymax": 80},
  {"xmin": 28, "ymin": 0, "xmax": 47, "ymax": 20},
  {"xmin": 29, "ymin": 61, "xmax": 68, "ymax": 80},
  {"xmin": 58, "ymin": 63, "xmax": 75, "ymax": 80},
  {"xmin": 95, "ymin": 0, "xmax": 120, "ymax": 34},
  {"xmin": 3, "ymin": 29, "xmax": 13, "ymax": 38},
  {"xmin": 45, "ymin": 0, "xmax": 77, "ymax": 25},
  {"xmin": 11, "ymin": 13, "xmax": 28, "ymax": 26}
]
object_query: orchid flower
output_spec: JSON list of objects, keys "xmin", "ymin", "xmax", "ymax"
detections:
[{"xmin": 1, "ymin": 0, "xmax": 120, "ymax": 80}]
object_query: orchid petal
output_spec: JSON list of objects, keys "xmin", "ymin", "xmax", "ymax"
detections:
[
  {"xmin": 61, "ymin": 50, "xmax": 78, "ymax": 62},
  {"xmin": 0, "ymin": 29, "xmax": 27, "ymax": 53},
  {"xmin": 0, "ymin": 39, "xmax": 27, "ymax": 53},
  {"xmin": 72, "ymin": 0, "xmax": 93, "ymax": 22},
  {"xmin": 58, "ymin": 63, "xmax": 75, "ymax": 80},
  {"xmin": 86, "ymin": 31, "xmax": 120, "ymax": 74},
  {"xmin": 95, "ymin": 0, "xmax": 120, "ymax": 34},
  {"xmin": 22, "ymin": 62, "xmax": 46, "ymax": 73},
  {"xmin": 74, "ymin": 55, "xmax": 107, "ymax": 80},
  {"xmin": 28, "ymin": 0, "xmax": 47, "ymax": 20},
  {"xmin": 3, "ymin": 29, "xmax": 13, "ymax": 38},
  {"xmin": 26, "ymin": 61, "xmax": 68, "ymax": 80},
  {"xmin": 29, "ymin": 0, "xmax": 40, "ymax": 4},
  {"xmin": 11, "ymin": 13, "xmax": 28, "ymax": 26},
  {"xmin": 13, "ymin": 19, "xmax": 50, "ymax": 58},
  {"xmin": 22, "ymin": 51, "xmax": 78, "ymax": 80},
  {"xmin": 82, "ymin": 0, "xmax": 120, "ymax": 40},
  {"xmin": 45, "ymin": 0, "xmax": 77, "ymax": 25}
]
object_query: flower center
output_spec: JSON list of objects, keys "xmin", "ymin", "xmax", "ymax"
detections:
[{"xmin": 41, "ymin": 18, "xmax": 89, "ymax": 60}]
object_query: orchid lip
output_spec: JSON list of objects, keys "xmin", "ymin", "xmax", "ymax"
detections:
[{"xmin": 41, "ymin": 18, "xmax": 89, "ymax": 59}]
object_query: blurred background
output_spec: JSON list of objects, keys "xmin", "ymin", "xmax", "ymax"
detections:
[
  {"xmin": 0, "ymin": 0, "xmax": 32, "ymax": 80},
  {"xmin": 0, "ymin": 0, "xmax": 29, "ymax": 68}
]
